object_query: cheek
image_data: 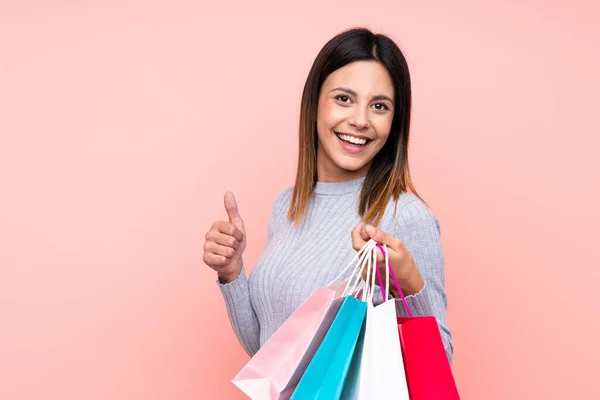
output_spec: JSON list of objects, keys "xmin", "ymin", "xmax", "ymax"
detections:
[
  {"xmin": 373, "ymin": 115, "xmax": 394, "ymax": 141},
  {"xmin": 317, "ymin": 100, "xmax": 345, "ymax": 131}
]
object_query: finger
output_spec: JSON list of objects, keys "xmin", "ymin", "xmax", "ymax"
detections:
[
  {"xmin": 374, "ymin": 243, "xmax": 386, "ymax": 264},
  {"xmin": 203, "ymin": 252, "xmax": 227, "ymax": 268},
  {"xmin": 224, "ymin": 192, "xmax": 245, "ymax": 231},
  {"xmin": 204, "ymin": 241, "xmax": 236, "ymax": 259},
  {"xmin": 364, "ymin": 224, "xmax": 405, "ymax": 252},
  {"xmin": 351, "ymin": 223, "xmax": 368, "ymax": 251},
  {"xmin": 360, "ymin": 225, "xmax": 369, "ymax": 241},
  {"xmin": 206, "ymin": 230, "xmax": 240, "ymax": 249},
  {"xmin": 212, "ymin": 221, "xmax": 244, "ymax": 243}
]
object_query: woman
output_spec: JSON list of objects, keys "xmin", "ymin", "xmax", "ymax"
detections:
[{"xmin": 203, "ymin": 27, "xmax": 454, "ymax": 364}]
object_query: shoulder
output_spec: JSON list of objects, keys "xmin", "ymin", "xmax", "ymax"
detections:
[
  {"xmin": 273, "ymin": 187, "xmax": 293, "ymax": 207},
  {"xmin": 270, "ymin": 187, "xmax": 293, "ymax": 217},
  {"xmin": 387, "ymin": 193, "xmax": 441, "ymax": 234}
]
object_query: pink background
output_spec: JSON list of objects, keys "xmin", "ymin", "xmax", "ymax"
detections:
[{"xmin": 1, "ymin": 1, "xmax": 599, "ymax": 399}]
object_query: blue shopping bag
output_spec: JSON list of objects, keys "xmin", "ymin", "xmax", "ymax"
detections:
[
  {"xmin": 290, "ymin": 295, "xmax": 367, "ymax": 400},
  {"xmin": 339, "ymin": 315, "xmax": 366, "ymax": 399}
]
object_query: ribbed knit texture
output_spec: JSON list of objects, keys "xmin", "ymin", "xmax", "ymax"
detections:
[{"xmin": 218, "ymin": 177, "xmax": 453, "ymax": 364}]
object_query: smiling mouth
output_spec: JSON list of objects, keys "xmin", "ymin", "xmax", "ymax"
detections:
[{"xmin": 335, "ymin": 132, "xmax": 372, "ymax": 146}]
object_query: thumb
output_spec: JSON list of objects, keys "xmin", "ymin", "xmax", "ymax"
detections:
[
  {"xmin": 224, "ymin": 192, "xmax": 245, "ymax": 231},
  {"xmin": 351, "ymin": 223, "xmax": 368, "ymax": 251}
]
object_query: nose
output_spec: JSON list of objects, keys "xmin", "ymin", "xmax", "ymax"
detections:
[{"xmin": 349, "ymin": 107, "xmax": 370, "ymax": 129}]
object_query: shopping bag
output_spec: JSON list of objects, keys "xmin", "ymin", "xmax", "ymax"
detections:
[
  {"xmin": 397, "ymin": 316, "xmax": 459, "ymax": 399},
  {"xmin": 376, "ymin": 244, "xmax": 460, "ymax": 399},
  {"xmin": 290, "ymin": 295, "xmax": 368, "ymax": 400},
  {"xmin": 338, "ymin": 315, "xmax": 366, "ymax": 400},
  {"xmin": 232, "ymin": 240, "xmax": 375, "ymax": 399},
  {"xmin": 278, "ymin": 295, "xmax": 345, "ymax": 398},
  {"xmin": 340, "ymin": 241, "xmax": 409, "ymax": 400}
]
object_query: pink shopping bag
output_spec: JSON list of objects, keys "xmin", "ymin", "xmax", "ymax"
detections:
[
  {"xmin": 232, "ymin": 283, "xmax": 345, "ymax": 399},
  {"xmin": 232, "ymin": 243, "xmax": 374, "ymax": 399}
]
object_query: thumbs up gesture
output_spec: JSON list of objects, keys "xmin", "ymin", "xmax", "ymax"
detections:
[{"xmin": 203, "ymin": 192, "xmax": 247, "ymax": 283}]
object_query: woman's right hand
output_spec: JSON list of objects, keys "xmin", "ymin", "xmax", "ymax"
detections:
[{"xmin": 203, "ymin": 192, "xmax": 246, "ymax": 283}]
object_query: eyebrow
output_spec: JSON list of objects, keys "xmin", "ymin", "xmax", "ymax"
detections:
[{"xmin": 329, "ymin": 87, "xmax": 394, "ymax": 104}]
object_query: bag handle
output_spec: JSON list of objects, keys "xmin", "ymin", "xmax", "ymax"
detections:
[
  {"xmin": 375, "ymin": 243, "xmax": 413, "ymax": 317},
  {"xmin": 330, "ymin": 239, "xmax": 379, "ymax": 299},
  {"xmin": 328, "ymin": 238, "xmax": 376, "ymax": 288},
  {"xmin": 358, "ymin": 239, "xmax": 375, "ymax": 302},
  {"xmin": 365, "ymin": 240, "xmax": 379, "ymax": 304},
  {"xmin": 343, "ymin": 239, "xmax": 378, "ymax": 299}
]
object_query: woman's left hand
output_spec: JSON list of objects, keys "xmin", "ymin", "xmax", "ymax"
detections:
[{"xmin": 351, "ymin": 223, "xmax": 425, "ymax": 297}]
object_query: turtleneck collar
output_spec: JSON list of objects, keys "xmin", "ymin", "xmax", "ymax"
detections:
[{"xmin": 313, "ymin": 176, "xmax": 365, "ymax": 195}]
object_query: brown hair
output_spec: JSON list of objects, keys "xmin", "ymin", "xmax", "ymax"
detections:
[{"xmin": 288, "ymin": 27, "xmax": 424, "ymax": 226}]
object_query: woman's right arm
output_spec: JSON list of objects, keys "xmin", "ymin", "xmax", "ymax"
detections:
[
  {"xmin": 205, "ymin": 190, "xmax": 285, "ymax": 356},
  {"xmin": 217, "ymin": 264, "xmax": 261, "ymax": 356}
]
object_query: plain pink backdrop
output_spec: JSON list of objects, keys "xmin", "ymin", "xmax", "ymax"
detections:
[{"xmin": 1, "ymin": 1, "xmax": 599, "ymax": 399}]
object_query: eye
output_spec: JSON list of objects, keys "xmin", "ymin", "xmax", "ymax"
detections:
[
  {"xmin": 334, "ymin": 94, "xmax": 352, "ymax": 103},
  {"xmin": 372, "ymin": 102, "xmax": 390, "ymax": 111}
]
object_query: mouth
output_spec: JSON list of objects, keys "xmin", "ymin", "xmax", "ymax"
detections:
[{"xmin": 334, "ymin": 132, "xmax": 372, "ymax": 147}]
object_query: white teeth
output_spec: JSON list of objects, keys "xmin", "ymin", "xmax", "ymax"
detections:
[{"xmin": 337, "ymin": 134, "xmax": 368, "ymax": 145}]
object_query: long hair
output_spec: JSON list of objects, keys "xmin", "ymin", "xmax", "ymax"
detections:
[{"xmin": 287, "ymin": 27, "xmax": 423, "ymax": 226}]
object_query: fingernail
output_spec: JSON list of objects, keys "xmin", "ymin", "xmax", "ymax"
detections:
[{"xmin": 365, "ymin": 224, "xmax": 375, "ymax": 234}]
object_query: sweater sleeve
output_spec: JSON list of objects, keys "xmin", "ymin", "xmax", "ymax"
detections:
[
  {"xmin": 217, "ymin": 266, "xmax": 259, "ymax": 356},
  {"xmin": 216, "ymin": 190, "xmax": 286, "ymax": 357},
  {"xmin": 389, "ymin": 199, "xmax": 454, "ymax": 364}
]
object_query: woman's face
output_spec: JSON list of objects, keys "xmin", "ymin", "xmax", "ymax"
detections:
[{"xmin": 316, "ymin": 60, "xmax": 395, "ymax": 182}]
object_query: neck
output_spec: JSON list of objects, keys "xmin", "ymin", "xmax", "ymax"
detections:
[{"xmin": 316, "ymin": 155, "xmax": 371, "ymax": 184}]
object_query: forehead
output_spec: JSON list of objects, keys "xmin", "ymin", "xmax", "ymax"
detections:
[{"xmin": 322, "ymin": 61, "xmax": 394, "ymax": 98}]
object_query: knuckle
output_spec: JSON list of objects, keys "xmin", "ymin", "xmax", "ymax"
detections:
[{"xmin": 228, "ymin": 224, "xmax": 237, "ymax": 236}]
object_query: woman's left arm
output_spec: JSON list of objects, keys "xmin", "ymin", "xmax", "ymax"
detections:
[{"xmin": 352, "ymin": 199, "xmax": 454, "ymax": 364}]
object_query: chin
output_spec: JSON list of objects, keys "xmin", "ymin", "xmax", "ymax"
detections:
[{"xmin": 333, "ymin": 157, "xmax": 370, "ymax": 173}]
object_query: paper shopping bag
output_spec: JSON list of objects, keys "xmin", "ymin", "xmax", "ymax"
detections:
[
  {"xmin": 357, "ymin": 300, "xmax": 410, "ymax": 399},
  {"xmin": 279, "ymin": 296, "xmax": 346, "ymax": 398},
  {"xmin": 338, "ymin": 316, "xmax": 366, "ymax": 400},
  {"xmin": 232, "ymin": 284, "xmax": 344, "ymax": 399},
  {"xmin": 290, "ymin": 295, "xmax": 367, "ymax": 400},
  {"xmin": 397, "ymin": 316, "xmax": 460, "ymax": 399}
]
